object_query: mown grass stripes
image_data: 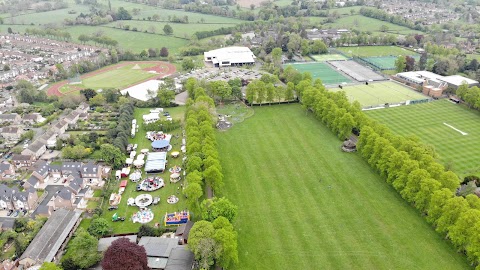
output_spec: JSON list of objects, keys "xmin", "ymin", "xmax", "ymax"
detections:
[{"xmin": 217, "ymin": 104, "xmax": 468, "ymax": 270}]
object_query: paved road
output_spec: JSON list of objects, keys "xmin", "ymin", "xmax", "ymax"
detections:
[{"xmin": 30, "ymin": 185, "xmax": 64, "ymax": 217}]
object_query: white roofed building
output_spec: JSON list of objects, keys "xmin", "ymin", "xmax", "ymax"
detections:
[{"xmin": 204, "ymin": 46, "xmax": 256, "ymax": 67}]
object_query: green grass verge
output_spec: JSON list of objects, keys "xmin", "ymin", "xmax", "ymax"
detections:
[
  {"xmin": 328, "ymin": 81, "xmax": 428, "ymax": 107},
  {"xmin": 217, "ymin": 104, "xmax": 469, "ymax": 270},
  {"xmin": 337, "ymin": 46, "xmax": 418, "ymax": 57},
  {"xmin": 366, "ymin": 99, "xmax": 480, "ymax": 177},
  {"xmin": 310, "ymin": 54, "xmax": 348, "ymax": 62},
  {"xmin": 98, "ymin": 106, "xmax": 187, "ymax": 234}
]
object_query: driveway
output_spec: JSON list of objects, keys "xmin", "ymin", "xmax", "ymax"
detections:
[{"xmin": 30, "ymin": 185, "xmax": 64, "ymax": 217}]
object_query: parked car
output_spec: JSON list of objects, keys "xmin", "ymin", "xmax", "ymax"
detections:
[
  {"xmin": 153, "ymin": 197, "xmax": 160, "ymax": 205},
  {"xmin": 163, "ymin": 112, "xmax": 170, "ymax": 116},
  {"xmin": 12, "ymin": 210, "xmax": 19, "ymax": 217},
  {"xmin": 108, "ymin": 206, "xmax": 118, "ymax": 211},
  {"xmin": 6, "ymin": 209, "xmax": 13, "ymax": 216},
  {"xmin": 22, "ymin": 209, "xmax": 27, "ymax": 215}
]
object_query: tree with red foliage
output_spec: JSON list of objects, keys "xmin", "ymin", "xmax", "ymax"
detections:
[
  {"xmin": 101, "ymin": 238, "xmax": 149, "ymax": 270},
  {"xmin": 405, "ymin": 56, "xmax": 415, "ymax": 72}
]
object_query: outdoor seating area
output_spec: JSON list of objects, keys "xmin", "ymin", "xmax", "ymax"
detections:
[
  {"xmin": 167, "ymin": 195, "xmax": 179, "ymax": 204},
  {"xmin": 132, "ymin": 208, "xmax": 154, "ymax": 224},
  {"xmin": 137, "ymin": 177, "xmax": 165, "ymax": 191}
]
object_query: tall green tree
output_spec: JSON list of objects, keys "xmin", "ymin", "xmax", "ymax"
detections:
[
  {"xmin": 163, "ymin": 24, "xmax": 173, "ymax": 35},
  {"xmin": 395, "ymin": 55, "xmax": 406, "ymax": 73}
]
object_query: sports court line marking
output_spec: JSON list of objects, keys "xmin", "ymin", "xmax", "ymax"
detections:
[{"xmin": 443, "ymin": 122, "xmax": 468, "ymax": 135}]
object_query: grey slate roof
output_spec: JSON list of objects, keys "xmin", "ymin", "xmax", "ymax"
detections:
[
  {"xmin": 27, "ymin": 140, "xmax": 46, "ymax": 153},
  {"xmin": 26, "ymin": 176, "xmax": 39, "ymax": 187},
  {"xmin": 0, "ymin": 113, "xmax": 19, "ymax": 120},
  {"xmin": 0, "ymin": 163, "xmax": 11, "ymax": 172},
  {"xmin": 57, "ymin": 188, "xmax": 72, "ymax": 200},
  {"xmin": 97, "ymin": 235, "xmax": 138, "ymax": 252},
  {"xmin": 20, "ymin": 209, "xmax": 81, "ymax": 263},
  {"xmin": 138, "ymin": 237, "xmax": 179, "ymax": 258},
  {"xmin": 165, "ymin": 246, "xmax": 195, "ymax": 270},
  {"xmin": 33, "ymin": 160, "xmax": 49, "ymax": 176}
]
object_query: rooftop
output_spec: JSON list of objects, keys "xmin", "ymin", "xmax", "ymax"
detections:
[
  {"xmin": 97, "ymin": 235, "xmax": 138, "ymax": 252},
  {"xmin": 138, "ymin": 237, "xmax": 179, "ymax": 258},
  {"xmin": 20, "ymin": 209, "xmax": 81, "ymax": 264}
]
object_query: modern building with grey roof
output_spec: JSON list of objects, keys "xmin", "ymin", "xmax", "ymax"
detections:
[
  {"xmin": 97, "ymin": 235, "xmax": 138, "ymax": 252},
  {"xmin": 165, "ymin": 246, "xmax": 195, "ymax": 270},
  {"xmin": 19, "ymin": 208, "xmax": 82, "ymax": 268}
]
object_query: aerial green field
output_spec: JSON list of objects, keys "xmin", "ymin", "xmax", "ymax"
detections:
[
  {"xmin": 324, "ymin": 15, "xmax": 421, "ymax": 34},
  {"xmin": 58, "ymin": 62, "xmax": 158, "ymax": 93},
  {"xmin": 337, "ymin": 46, "xmax": 418, "ymax": 57},
  {"xmin": 217, "ymin": 104, "xmax": 468, "ymax": 270},
  {"xmin": 65, "ymin": 25, "xmax": 189, "ymax": 54},
  {"xmin": 329, "ymin": 81, "xmax": 428, "ymax": 106},
  {"xmin": 99, "ymin": 106, "xmax": 188, "ymax": 234},
  {"xmin": 366, "ymin": 100, "xmax": 480, "ymax": 177},
  {"xmin": 105, "ymin": 21, "xmax": 235, "ymax": 39},
  {"xmin": 283, "ymin": 62, "xmax": 352, "ymax": 84}
]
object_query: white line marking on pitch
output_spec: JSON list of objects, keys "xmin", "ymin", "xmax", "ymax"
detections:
[{"xmin": 443, "ymin": 123, "xmax": 468, "ymax": 135}]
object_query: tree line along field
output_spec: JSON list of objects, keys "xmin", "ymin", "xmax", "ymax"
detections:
[
  {"xmin": 366, "ymin": 100, "xmax": 480, "ymax": 177},
  {"xmin": 217, "ymin": 104, "xmax": 468, "ymax": 270}
]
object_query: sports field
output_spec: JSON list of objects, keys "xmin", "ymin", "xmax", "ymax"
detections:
[
  {"xmin": 337, "ymin": 46, "xmax": 418, "ymax": 57},
  {"xmin": 362, "ymin": 55, "xmax": 421, "ymax": 70},
  {"xmin": 47, "ymin": 61, "xmax": 176, "ymax": 96},
  {"xmin": 329, "ymin": 81, "xmax": 427, "ymax": 106},
  {"xmin": 366, "ymin": 100, "xmax": 480, "ymax": 177},
  {"xmin": 217, "ymin": 105, "xmax": 468, "ymax": 270},
  {"xmin": 311, "ymin": 54, "xmax": 348, "ymax": 62},
  {"xmin": 283, "ymin": 62, "xmax": 352, "ymax": 84},
  {"xmin": 324, "ymin": 15, "xmax": 421, "ymax": 35}
]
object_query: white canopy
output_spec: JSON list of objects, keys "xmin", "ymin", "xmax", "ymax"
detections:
[
  {"xmin": 136, "ymin": 154, "xmax": 145, "ymax": 161},
  {"xmin": 133, "ymin": 159, "xmax": 145, "ymax": 166},
  {"xmin": 125, "ymin": 158, "xmax": 133, "ymax": 165}
]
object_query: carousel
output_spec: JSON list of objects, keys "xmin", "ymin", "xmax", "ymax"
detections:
[
  {"xmin": 170, "ymin": 172, "xmax": 181, "ymax": 183},
  {"xmin": 135, "ymin": 194, "xmax": 153, "ymax": 208},
  {"xmin": 167, "ymin": 195, "xmax": 179, "ymax": 204},
  {"xmin": 137, "ymin": 177, "xmax": 165, "ymax": 191},
  {"xmin": 132, "ymin": 208, "xmax": 154, "ymax": 224},
  {"xmin": 169, "ymin": 165, "xmax": 182, "ymax": 173}
]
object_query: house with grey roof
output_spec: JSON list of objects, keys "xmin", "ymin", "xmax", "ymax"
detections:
[
  {"xmin": 138, "ymin": 237, "xmax": 194, "ymax": 270},
  {"xmin": 0, "ymin": 184, "xmax": 37, "ymax": 211},
  {"xmin": 11, "ymin": 154, "xmax": 35, "ymax": 169},
  {"xmin": 0, "ymin": 113, "xmax": 20, "ymax": 123},
  {"xmin": 24, "ymin": 175, "xmax": 40, "ymax": 189},
  {"xmin": 22, "ymin": 113, "xmax": 44, "ymax": 125},
  {"xmin": 53, "ymin": 188, "xmax": 75, "ymax": 210},
  {"xmin": 19, "ymin": 209, "xmax": 82, "ymax": 268},
  {"xmin": 34, "ymin": 205, "xmax": 53, "ymax": 218},
  {"xmin": 52, "ymin": 119, "xmax": 68, "ymax": 135},
  {"xmin": 21, "ymin": 140, "xmax": 47, "ymax": 159},
  {"xmin": 0, "ymin": 126, "xmax": 24, "ymax": 142},
  {"xmin": 0, "ymin": 162, "xmax": 15, "ymax": 180},
  {"xmin": 97, "ymin": 235, "xmax": 138, "ymax": 252}
]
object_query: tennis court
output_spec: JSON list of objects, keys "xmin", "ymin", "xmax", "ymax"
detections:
[
  {"xmin": 362, "ymin": 55, "xmax": 421, "ymax": 70},
  {"xmin": 283, "ymin": 62, "xmax": 352, "ymax": 84},
  {"xmin": 329, "ymin": 81, "xmax": 428, "ymax": 107},
  {"xmin": 311, "ymin": 54, "xmax": 348, "ymax": 62}
]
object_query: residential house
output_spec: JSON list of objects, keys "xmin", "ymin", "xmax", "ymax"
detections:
[
  {"xmin": 138, "ymin": 237, "xmax": 195, "ymax": 270},
  {"xmin": 175, "ymin": 220, "xmax": 194, "ymax": 245},
  {"xmin": 0, "ymin": 162, "xmax": 15, "ymax": 180},
  {"xmin": 22, "ymin": 113, "xmax": 44, "ymax": 125},
  {"xmin": 21, "ymin": 140, "xmax": 47, "ymax": 159},
  {"xmin": 53, "ymin": 188, "xmax": 75, "ymax": 210},
  {"xmin": 31, "ymin": 160, "xmax": 49, "ymax": 183},
  {"xmin": 24, "ymin": 175, "xmax": 40, "ymax": 189},
  {"xmin": 64, "ymin": 111, "xmax": 80, "ymax": 125},
  {"xmin": 11, "ymin": 154, "xmax": 35, "ymax": 169},
  {"xmin": 52, "ymin": 119, "xmax": 68, "ymax": 135},
  {"xmin": 38, "ymin": 131, "xmax": 57, "ymax": 149},
  {"xmin": 0, "ymin": 126, "xmax": 24, "ymax": 142},
  {"xmin": 0, "ymin": 113, "xmax": 20, "ymax": 124},
  {"xmin": 81, "ymin": 161, "xmax": 102, "ymax": 184},
  {"xmin": 34, "ymin": 205, "xmax": 53, "ymax": 218},
  {"xmin": 0, "ymin": 184, "xmax": 37, "ymax": 211}
]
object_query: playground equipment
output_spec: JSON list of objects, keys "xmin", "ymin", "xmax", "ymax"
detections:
[
  {"xmin": 135, "ymin": 194, "xmax": 153, "ymax": 208},
  {"xmin": 167, "ymin": 195, "xmax": 179, "ymax": 204},
  {"xmin": 132, "ymin": 208, "xmax": 154, "ymax": 224},
  {"xmin": 164, "ymin": 211, "xmax": 190, "ymax": 226},
  {"xmin": 138, "ymin": 177, "xmax": 165, "ymax": 191},
  {"xmin": 109, "ymin": 193, "xmax": 122, "ymax": 206}
]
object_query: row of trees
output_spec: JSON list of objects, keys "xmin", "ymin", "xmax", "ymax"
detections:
[
  {"xmin": 298, "ymin": 74, "xmax": 480, "ymax": 267},
  {"xmin": 245, "ymin": 78, "xmax": 295, "ymax": 105},
  {"xmin": 184, "ymin": 77, "xmax": 242, "ymax": 104},
  {"xmin": 25, "ymin": 28, "xmax": 71, "ymax": 41},
  {"xmin": 184, "ymin": 86, "xmax": 238, "ymax": 268},
  {"xmin": 106, "ymin": 102, "xmax": 135, "ymax": 155},
  {"xmin": 456, "ymin": 84, "xmax": 480, "ymax": 110},
  {"xmin": 78, "ymin": 34, "xmax": 118, "ymax": 48}
]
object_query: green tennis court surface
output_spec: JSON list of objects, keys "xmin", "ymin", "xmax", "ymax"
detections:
[
  {"xmin": 362, "ymin": 55, "xmax": 420, "ymax": 70},
  {"xmin": 311, "ymin": 54, "xmax": 348, "ymax": 62},
  {"xmin": 337, "ymin": 46, "xmax": 418, "ymax": 57},
  {"xmin": 283, "ymin": 62, "xmax": 351, "ymax": 84},
  {"xmin": 329, "ymin": 81, "xmax": 427, "ymax": 106}
]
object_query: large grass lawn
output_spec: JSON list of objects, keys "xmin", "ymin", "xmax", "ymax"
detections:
[
  {"xmin": 98, "ymin": 106, "xmax": 189, "ymax": 234},
  {"xmin": 328, "ymin": 81, "xmax": 428, "ymax": 107},
  {"xmin": 366, "ymin": 100, "xmax": 480, "ymax": 177},
  {"xmin": 337, "ymin": 46, "xmax": 418, "ymax": 58},
  {"xmin": 217, "ymin": 104, "xmax": 468, "ymax": 270},
  {"xmin": 325, "ymin": 15, "xmax": 421, "ymax": 35}
]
